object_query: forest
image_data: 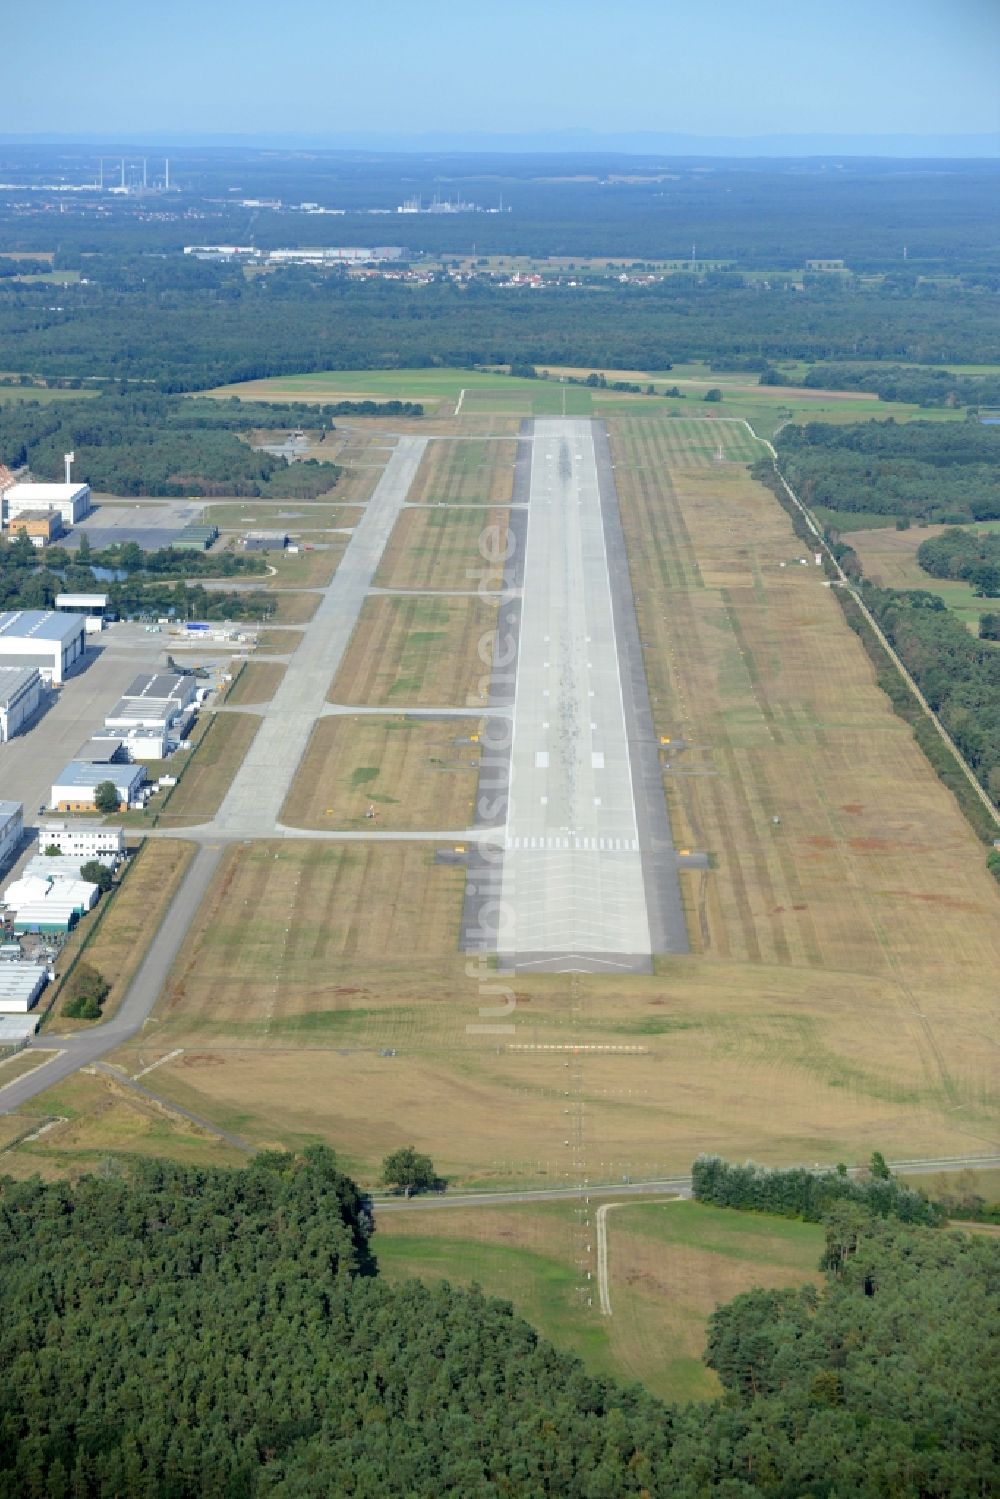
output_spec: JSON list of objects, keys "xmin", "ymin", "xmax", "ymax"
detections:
[
  {"xmin": 0, "ymin": 1149, "xmax": 995, "ymax": 1498},
  {"xmin": 798, "ymin": 362, "xmax": 1000, "ymax": 408},
  {"xmin": 917, "ymin": 527, "xmax": 1000, "ymax": 596},
  {"xmin": 1, "ymin": 261, "xmax": 999, "ymax": 391},
  {"xmin": 776, "ymin": 418, "xmax": 1000, "ymax": 526},
  {"xmin": 0, "ymin": 394, "xmax": 347, "ymax": 498}
]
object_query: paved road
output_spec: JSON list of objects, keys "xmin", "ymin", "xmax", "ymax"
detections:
[
  {"xmin": 369, "ymin": 1153, "xmax": 1000, "ymax": 1214},
  {"xmin": 0, "ymin": 845, "xmax": 224, "ymax": 1113},
  {"xmin": 210, "ymin": 436, "xmax": 427, "ymax": 837},
  {"xmin": 499, "ymin": 419, "xmax": 652, "ymax": 970}
]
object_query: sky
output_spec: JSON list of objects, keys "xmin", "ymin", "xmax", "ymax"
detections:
[{"xmin": 8, "ymin": 0, "xmax": 1000, "ymax": 144}]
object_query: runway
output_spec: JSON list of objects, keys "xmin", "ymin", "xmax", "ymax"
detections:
[{"xmin": 487, "ymin": 417, "xmax": 684, "ymax": 972}]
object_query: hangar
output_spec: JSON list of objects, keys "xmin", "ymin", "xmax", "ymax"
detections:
[{"xmin": 0, "ymin": 610, "xmax": 86, "ymax": 685}]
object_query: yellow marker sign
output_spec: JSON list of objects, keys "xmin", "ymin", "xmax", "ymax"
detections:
[
  {"xmin": 679, "ymin": 849, "xmax": 690, "ymax": 857},
  {"xmin": 470, "ymin": 734, "xmax": 479, "ymax": 742},
  {"xmin": 660, "ymin": 736, "xmax": 671, "ymax": 744},
  {"xmin": 454, "ymin": 846, "xmax": 465, "ymax": 854}
]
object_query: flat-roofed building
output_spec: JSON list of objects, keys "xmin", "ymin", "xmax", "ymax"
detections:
[
  {"xmin": 3, "ymin": 873, "xmax": 99, "ymax": 932},
  {"xmin": 0, "ymin": 802, "xmax": 23, "ymax": 874},
  {"xmin": 0, "ymin": 961, "xmax": 47, "ymax": 1013},
  {"xmin": 0, "ymin": 666, "xmax": 41, "ymax": 740},
  {"xmin": 0, "ymin": 610, "xmax": 85, "ymax": 684},
  {"xmin": 3, "ymin": 481, "xmax": 91, "ymax": 525},
  {"xmin": 50, "ymin": 762, "xmax": 145, "ymax": 813},
  {"xmin": 8, "ymin": 510, "xmax": 62, "ymax": 547},
  {"xmin": 26, "ymin": 853, "xmax": 119, "ymax": 881},
  {"xmin": 76, "ymin": 735, "xmax": 126, "ymax": 763},
  {"xmin": 38, "ymin": 822, "xmax": 124, "ymax": 860}
]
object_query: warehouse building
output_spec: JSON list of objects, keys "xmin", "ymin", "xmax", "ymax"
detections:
[
  {"xmin": 104, "ymin": 671, "xmax": 196, "ymax": 742},
  {"xmin": 171, "ymin": 523, "xmax": 219, "ymax": 551},
  {"xmin": 0, "ymin": 803, "xmax": 24, "ymax": 875},
  {"xmin": 26, "ymin": 852, "xmax": 119, "ymax": 882},
  {"xmin": 0, "ymin": 962, "xmax": 47, "ymax": 1013},
  {"xmin": 50, "ymin": 762, "xmax": 146, "ymax": 813},
  {"xmin": 76, "ymin": 735, "xmax": 126, "ymax": 763},
  {"xmin": 3, "ymin": 481, "xmax": 91, "ymax": 526},
  {"xmin": 39, "ymin": 823, "xmax": 125, "ymax": 860},
  {"xmin": 8, "ymin": 510, "xmax": 62, "ymax": 547},
  {"xmin": 2, "ymin": 872, "xmax": 99, "ymax": 932},
  {"xmin": 0, "ymin": 610, "xmax": 86, "ymax": 685},
  {"xmin": 55, "ymin": 593, "xmax": 109, "ymax": 633},
  {"xmin": 0, "ymin": 667, "xmax": 42, "ymax": 740}
]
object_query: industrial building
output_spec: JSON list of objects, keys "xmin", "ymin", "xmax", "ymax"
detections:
[
  {"xmin": 104, "ymin": 672, "xmax": 196, "ymax": 748},
  {"xmin": 8, "ymin": 510, "xmax": 62, "ymax": 547},
  {"xmin": 3, "ymin": 481, "xmax": 91, "ymax": 526},
  {"xmin": 2, "ymin": 872, "xmax": 99, "ymax": 932},
  {"xmin": 26, "ymin": 853, "xmax": 119, "ymax": 882},
  {"xmin": 76, "ymin": 735, "xmax": 126, "ymax": 763},
  {"xmin": 50, "ymin": 762, "xmax": 146, "ymax": 813},
  {"xmin": 0, "ymin": 610, "xmax": 86, "ymax": 685},
  {"xmin": 0, "ymin": 803, "xmax": 24, "ymax": 875},
  {"xmin": 55, "ymin": 593, "xmax": 109, "ymax": 633},
  {"xmin": 241, "ymin": 530, "xmax": 288, "ymax": 551},
  {"xmin": 0, "ymin": 962, "xmax": 47, "ymax": 1013},
  {"xmin": 0, "ymin": 666, "xmax": 42, "ymax": 740},
  {"xmin": 39, "ymin": 823, "xmax": 125, "ymax": 860},
  {"xmin": 171, "ymin": 523, "xmax": 218, "ymax": 551}
]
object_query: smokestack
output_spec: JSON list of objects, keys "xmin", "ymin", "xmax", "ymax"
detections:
[
  {"xmin": 121, "ymin": 159, "xmax": 126, "ymax": 190},
  {"xmin": 165, "ymin": 158, "xmax": 170, "ymax": 190},
  {"xmin": 64, "ymin": 452, "xmax": 74, "ymax": 485},
  {"xmin": 98, "ymin": 157, "xmax": 103, "ymax": 190},
  {"xmin": 143, "ymin": 158, "xmax": 147, "ymax": 189}
]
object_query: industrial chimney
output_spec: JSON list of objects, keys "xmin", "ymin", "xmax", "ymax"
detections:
[{"xmin": 64, "ymin": 452, "xmax": 75, "ymax": 485}]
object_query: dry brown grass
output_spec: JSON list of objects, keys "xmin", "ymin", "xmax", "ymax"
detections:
[
  {"xmin": 282, "ymin": 715, "xmax": 482, "ymax": 830},
  {"xmin": 407, "ymin": 438, "xmax": 518, "ymax": 505},
  {"xmin": 224, "ymin": 662, "xmax": 286, "ymax": 705},
  {"xmin": 45, "ymin": 840, "xmax": 196, "ymax": 1033},
  {"xmin": 156, "ymin": 714, "xmax": 260, "ymax": 826},
  {"xmin": 261, "ymin": 546, "xmax": 344, "ymax": 589},
  {"xmin": 329, "ymin": 595, "xmax": 498, "ymax": 707},
  {"xmin": 255, "ymin": 629, "xmax": 303, "ymax": 653},
  {"xmin": 375, "ymin": 506, "xmax": 510, "ymax": 590},
  {"xmin": 266, "ymin": 590, "xmax": 319, "ymax": 624},
  {"xmin": 0, "ymin": 1071, "xmax": 246, "ymax": 1180}
]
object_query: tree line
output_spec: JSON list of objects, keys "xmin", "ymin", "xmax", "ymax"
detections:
[
  {"xmin": 2, "ymin": 260, "xmax": 999, "ymax": 393},
  {"xmin": 917, "ymin": 526, "xmax": 1000, "ymax": 596},
  {"xmin": 0, "ymin": 1148, "xmax": 994, "ymax": 1497},
  {"xmin": 692, "ymin": 1153, "xmax": 942, "ymax": 1225}
]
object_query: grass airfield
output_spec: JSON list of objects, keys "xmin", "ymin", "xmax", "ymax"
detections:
[{"xmin": 6, "ymin": 381, "xmax": 998, "ymax": 1397}]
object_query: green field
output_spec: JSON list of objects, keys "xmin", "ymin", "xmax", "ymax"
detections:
[
  {"xmin": 377, "ymin": 1199, "xmax": 824, "ymax": 1402},
  {"xmin": 0, "ymin": 384, "xmax": 99, "ymax": 405},
  {"xmin": 203, "ymin": 364, "xmax": 967, "ymax": 438}
]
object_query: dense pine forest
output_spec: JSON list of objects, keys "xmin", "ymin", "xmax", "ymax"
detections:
[{"xmin": 0, "ymin": 1150, "xmax": 995, "ymax": 1498}]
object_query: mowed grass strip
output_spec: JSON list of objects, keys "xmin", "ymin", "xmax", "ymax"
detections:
[
  {"xmin": 329, "ymin": 595, "xmax": 497, "ymax": 707},
  {"xmin": 44, "ymin": 840, "xmax": 196, "ymax": 1034},
  {"xmin": 281, "ymin": 716, "xmax": 482, "ymax": 831},
  {"xmin": 224, "ymin": 662, "xmax": 286, "ymax": 705},
  {"xmin": 407, "ymin": 437, "xmax": 518, "ymax": 505},
  {"xmin": 156, "ymin": 713, "xmax": 261, "ymax": 826},
  {"xmin": 375, "ymin": 505, "xmax": 510, "ymax": 590}
]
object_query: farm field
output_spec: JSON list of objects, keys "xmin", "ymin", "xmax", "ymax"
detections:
[
  {"xmin": 407, "ymin": 436, "xmax": 518, "ymax": 505},
  {"xmin": 330, "ymin": 594, "xmax": 497, "ymax": 707},
  {"xmin": 154, "ymin": 713, "xmax": 260, "ymax": 827},
  {"xmin": 378, "ymin": 1200, "xmax": 824, "ymax": 1402},
  {"xmin": 224, "ymin": 661, "xmax": 286, "ymax": 705},
  {"xmin": 41, "ymin": 840, "xmax": 196, "ymax": 1034},
  {"xmin": 375, "ymin": 504, "xmax": 510, "ymax": 590},
  {"xmin": 281, "ymin": 715, "xmax": 482, "ymax": 831},
  {"xmin": 843, "ymin": 521, "xmax": 1000, "ymax": 631}
]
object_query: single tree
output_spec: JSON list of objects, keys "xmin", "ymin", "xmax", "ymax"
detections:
[
  {"xmin": 44, "ymin": 844, "xmax": 62, "ymax": 857},
  {"xmin": 381, "ymin": 1146, "xmax": 441, "ymax": 1197},
  {"xmin": 704, "ymin": 387, "xmax": 723, "ymax": 403},
  {"xmin": 80, "ymin": 861, "xmax": 114, "ymax": 893},
  {"xmin": 93, "ymin": 780, "xmax": 120, "ymax": 815},
  {"xmin": 870, "ymin": 1150, "xmax": 891, "ymax": 1180}
]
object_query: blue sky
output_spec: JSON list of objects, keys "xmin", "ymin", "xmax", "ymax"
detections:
[{"xmin": 8, "ymin": 0, "xmax": 1000, "ymax": 140}]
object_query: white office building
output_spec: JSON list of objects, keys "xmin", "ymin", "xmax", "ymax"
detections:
[
  {"xmin": 0, "ymin": 802, "xmax": 23, "ymax": 874},
  {"xmin": 3, "ymin": 481, "xmax": 91, "ymax": 526},
  {"xmin": 0, "ymin": 666, "xmax": 41, "ymax": 740},
  {"xmin": 39, "ymin": 823, "xmax": 125, "ymax": 860},
  {"xmin": 0, "ymin": 610, "xmax": 86, "ymax": 685}
]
